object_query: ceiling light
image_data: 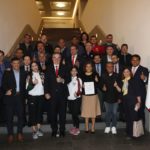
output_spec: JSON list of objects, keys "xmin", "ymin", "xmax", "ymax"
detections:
[
  {"xmin": 57, "ymin": 11, "xmax": 65, "ymax": 16},
  {"xmin": 55, "ymin": 2, "xmax": 66, "ymax": 8}
]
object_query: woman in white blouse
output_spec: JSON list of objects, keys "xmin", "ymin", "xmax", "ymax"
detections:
[
  {"xmin": 26, "ymin": 62, "xmax": 45, "ymax": 140},
  {"xmin": 67, "ymin": 66, "xmax": 82, "ymax": 136}
]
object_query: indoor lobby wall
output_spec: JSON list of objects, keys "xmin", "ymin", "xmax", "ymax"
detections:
[
  {"xmin": 0, "ymin": 0, "xmax": 41, "ymax": 54},
  {"xmin": 81, "ymin": 0, "xmax": 150, "ymax": 69}
]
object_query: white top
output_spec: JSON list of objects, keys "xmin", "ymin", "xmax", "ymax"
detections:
[
  {"xmin": 67, "ymin": 77, "xmax": 82, "ymax": 100},
  {"xmin": 27, "ymin": 72, "xmax": 44, "ymax": 96}
]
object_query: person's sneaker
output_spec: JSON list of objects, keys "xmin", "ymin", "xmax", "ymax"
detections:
[
  {"xmin": 111, "ymin": 127, "xmax": 117, "ymax": 134},
  {"xmin": 36, "ymin": 129, "xmax": 44, "ymax": 137},
  {"xmin": 73, "ymin": 128, "xmax": 80, "ymax": 136},
  {"xmin": 32, "ymin": 132, "xmax": 38, "ymax": 140},
  {"xmin": 69, "ymin": 127, "xmax": 76, "ymax": 135},
  {"xmin": 104, "ymin": 127, "xmax": 111, "ymax": 134}
]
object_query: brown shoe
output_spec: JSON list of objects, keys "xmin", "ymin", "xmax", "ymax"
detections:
[
  {"xmin": 17, "ymin": 133, "xmax": 24, "ymax": 142},
  {"xmin": 7, "ymin": 135, "xmax": 14, "ymax": 144}
]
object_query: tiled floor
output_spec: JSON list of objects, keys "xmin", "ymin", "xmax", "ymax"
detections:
[{"xmin": 0, "ymin": 130, "xmax": 150, "ymax": 150}]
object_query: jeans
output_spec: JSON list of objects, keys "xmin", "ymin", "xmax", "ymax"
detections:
[{"xmin": 104, "ymin": 102, "xmax": 118, "ymax": 127}]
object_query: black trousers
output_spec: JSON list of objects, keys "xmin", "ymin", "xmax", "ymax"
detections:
[
  {"xmin": 5, "ymin": 95, "xmax": 24, "ymax": 135},
  {"xmin": 48, "ymin": 93, "xmax": 67, "ymax": 133},
  {"xmin": 0, "ymin": 89, "xmax": 5, "ymax": 123},
  {"xmin": 68, "ymin": 98, "xmax": 81, "ymax": 128},
  {"xmin": 28, "ymin": 95, "xmax": 44, "ymax": 126}
]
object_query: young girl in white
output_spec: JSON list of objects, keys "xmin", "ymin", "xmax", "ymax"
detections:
[{"xmin": 67, "ymin": 66, "xmax": 82, "ymax": 136}]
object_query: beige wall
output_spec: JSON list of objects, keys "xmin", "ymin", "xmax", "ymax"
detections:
[
  {"xmin": 81, "ymin": 0, "xmax": 150, "ymax": 68},
  {"xmin": 0, "ymin": 0, "xmax": 41, "ymax": 53}
]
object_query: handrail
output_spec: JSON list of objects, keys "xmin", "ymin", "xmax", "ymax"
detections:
[{"xmin": 6, "ymin": 20, "xmax": 44, "ymax": 58}]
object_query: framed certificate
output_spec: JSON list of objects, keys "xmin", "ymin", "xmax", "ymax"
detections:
[{"xmin": 84, "ymin": 82, "xmax": 95, "ymax": 95}]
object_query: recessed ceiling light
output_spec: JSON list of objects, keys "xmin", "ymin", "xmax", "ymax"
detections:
[
  {"xmin": 55, "ymin": 2, "xmax": 66, "ymax": 8},
  {"xmin": 57, "ymin": 11, "xmax": 65, "ymax": 16}
]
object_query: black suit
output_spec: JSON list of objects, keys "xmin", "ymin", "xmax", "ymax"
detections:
[
  {"xmin": 65, "ymin": 55, "xmax": 83, "ymax": 75},
  {"xmin": 44, "ymin": 64, "xmax": 68, "ymax": 134},
  {"xmin": 118, "ymin": 52, "xmax": 132, "ymax": 67},
  {"xmin": 132, "ymin": 65, "xmax": 149, "ymax": 124},
  {"xmin": 19, "ymin": 43, "xmax": 33, "ymax": 56},
  {"xmin": 2, "ymin": 69, "xmax": 26, "ymax": 135}
]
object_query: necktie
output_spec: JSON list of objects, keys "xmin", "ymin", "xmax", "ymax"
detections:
[
  {"xmin": 55, "ymin": 66, "xmax": 59, "ymax": 77},
  {"xmin": 72, "ymin": 55, "xmax": 75, "ymax": 65}
]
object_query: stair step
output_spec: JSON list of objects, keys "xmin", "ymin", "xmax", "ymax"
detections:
[{"xmin": 42, "ymin": 28, "xmax": 81, "ymax": 42}]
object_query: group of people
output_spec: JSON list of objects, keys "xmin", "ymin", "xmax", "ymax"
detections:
[{"xmin": 0, "ymin": 32, "xmax": 149, "ymax": 144}]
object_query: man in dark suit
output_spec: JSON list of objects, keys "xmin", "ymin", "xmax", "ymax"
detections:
[
  {"xmin": 118, "ymin": 44, "xmax": 132, "ymax": 67},
  {"xmin": 111, "ymin": 54, "xmax": 124, "ymax": 78},
  {"xmin": 0, "ymin": 50, "xmax": 10, "ymax": 123},
  {"xmin": 20, "ymin": 55, "xmax": 31, "ymax": 126},
  {"xmin": 2, "ymin": 58, "xmax": 26, "ymax": 143},
  {"xmin": 131, "ymin": 54, "xmax": 149, "ymax": 125},
  {"xmin": 65, "ymin": 45, "xmax": 83, "ymax": 74},
  {"xmin": 44, "ymin": 53, "xmax": 68, "ymax": 137},
  {"xmin": 19, "ymin": 34, "xmax": 34, "ymax": 56},
  {"xmin": 102, "ymin": 46, "xmax": 114, "ymax": 72},
  {"xmin": 20, "ymin": 55, "xmax": 31, "ymax": 75},
  {"xmin": 82, "ymin": 42, "xmax": 94, "ymax": 63},
  {"xmin": 102, "ymin": 34, "xmax": 119, "ymax": 55},
  {"xmin": 111, "ymin": 54, "xmax": 125, "ymax": 121},
  {"xmin": 93, "ymin": 54, "xmax": 104, "ymax": 111},
  {"xmin": 37, "ymin": 52, "xmax": 50, "ymax": 73}
]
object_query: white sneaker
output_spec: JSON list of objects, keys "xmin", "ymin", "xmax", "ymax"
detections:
[
  {"xmin": 36, "ymin": 129, "xmax": 44, "ymax": 137},
  {"xmin": 111, "ymin": 127, "xmax": 117, "ymax": 134},
  {"xmin": 104, "ymin": 127, "xmax": 111, "ymax": 134},
  {"xmin": 32, "ymin": 132, "xmax": 38, "ymax": 140}
]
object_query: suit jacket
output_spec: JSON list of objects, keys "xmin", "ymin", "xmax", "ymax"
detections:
[
  {"xmin": 65, "ymin": 55, "xmax": 83, "ymax": 74},
  {"xmin": 2, "ymin": 69, "xmax": 26, "ymax": 104},
  {"xmin": 118, "ymin": 52, "xmax": 132, "ymax": 67},
  {"xmin": 132, "ymin": 65, "xmax": 149, "ymax": 100},
  {"xmin": 37, "ymin": 61, "xmax": 50, "ymax": 73},
  {"xmin": 19, "ymin": 43, "xmax": 33, "ymax": 56},
  {"xmin": 20, "ymin": 65, "xmax": 31, "ymax": 77},
  {"xmin": 44, "ymin": 64, "xmax": 69, "ymax": 99}
]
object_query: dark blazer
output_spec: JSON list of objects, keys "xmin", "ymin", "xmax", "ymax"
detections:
[
  {"xmin": 65, "ymin": 55, "xmax": 84, "ymax": 74},
  {"xmin": 118, "ymin": 52, "xmax": 132, "ymax": 67},
  {"xmin": 37, "ymin": 61, "xmax": 50, "ymax": 73},
  {"xmin": 44, "ymin": 64, "xmax": 69, "ymax": 99},
  {"xmin": 19, "ymin": 43, "xmax": 33, "ymax": 56},
  {"xmin": 132, "ymin": 65, "xmax": 149, "ymax": 100},
  {"xmin": 2, "ymin": 69, "xmax": 26, "ymax": 104},
  {"xmin": 20, "ymin": 65, "xmax": 31, "ymax": 76}
]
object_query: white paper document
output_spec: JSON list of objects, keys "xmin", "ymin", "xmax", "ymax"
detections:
[{"xmin": 84, "ymin": 82, "xmax": 95, "ymax": 95}]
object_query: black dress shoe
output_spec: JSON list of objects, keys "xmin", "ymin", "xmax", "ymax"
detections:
[
  {"xmin": 59, "ymin": 131, "xmax": 65, "ymax": 137},
  {"xmin": 51, "ymin": 132, "xmax": 57, "ymax": 137},
  {"xmin": 85, "ymin": 130, "xmax": 89, "ymax": 133}
]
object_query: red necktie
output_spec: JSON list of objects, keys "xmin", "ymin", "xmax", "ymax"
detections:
[
  {"xmin": 72, "ymin": 55, "xmax": 75, "ymax": 65},
  {"xmin": 55, "ymin": 66, "xmax": 59, "ymax": 77}
]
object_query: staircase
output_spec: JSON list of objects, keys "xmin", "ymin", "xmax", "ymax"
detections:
[{"xmin": 42, "ymin": 28, "xmax": 81, "ymax": 45}]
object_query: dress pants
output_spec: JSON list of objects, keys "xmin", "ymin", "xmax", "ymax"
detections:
[
  {"xmin": 5, "ymin": 94, "xmax": 24, "ymax": 135},
  {"xmin": 49, "ymin": 93, "xmax": 67, "ymax": 133}
]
